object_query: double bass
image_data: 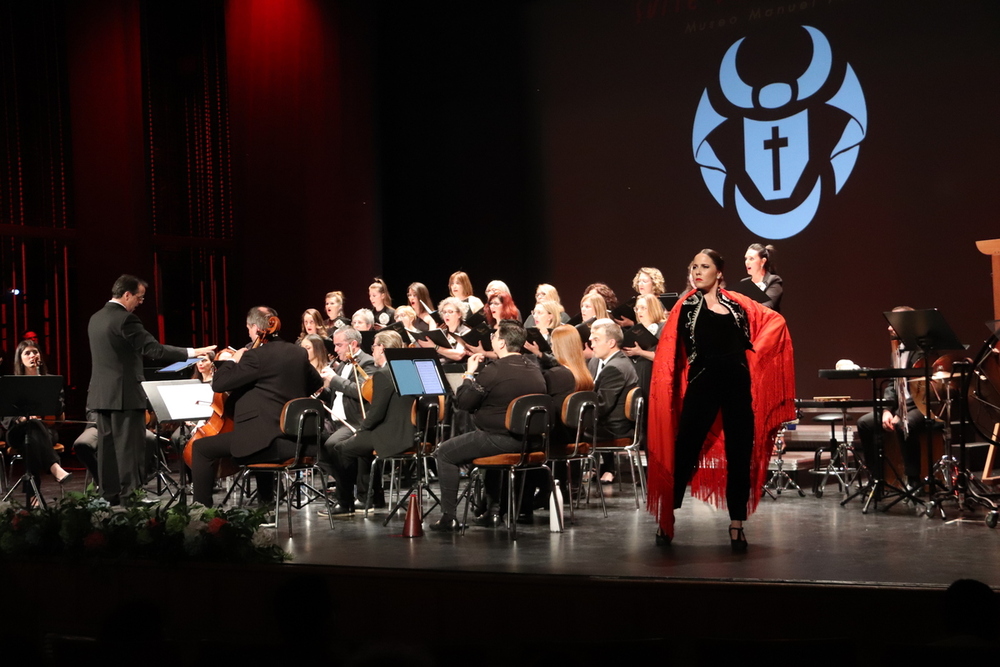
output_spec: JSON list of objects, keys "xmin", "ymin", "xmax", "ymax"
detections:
[{"xmin": 182, "ymin": 315, "xmax": 281, "ymax": 474}]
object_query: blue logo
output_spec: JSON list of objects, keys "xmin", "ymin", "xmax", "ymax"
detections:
[{"xmin": 692, "ymin": 26, "xmax": 867, "ymax": 239}]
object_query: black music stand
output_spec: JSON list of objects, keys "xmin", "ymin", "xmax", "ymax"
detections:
[
  {"xmin": 0, "ymin": 376, "xmax": 64, "ymax": 508},
  {"xmin": 142, "ymin": 379, "xmax": 216, "ymax": 506},
  {"xmin": 881, "ymin": 309, "xmax": 965, "ymax": 510}
]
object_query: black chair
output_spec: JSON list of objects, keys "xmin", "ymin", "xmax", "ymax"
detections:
[
  {"xmin": 365, "ymin": 394, "xmax": 447, "ymax": 525},
  {"xmin": 236, "ymin": 397, "xmax": 333, "ymax": 537},
  {"xmin": 459, "ymin": 394, "xmax": 555, "ymax": 539},
  {"xmin": 550, "ymin": 391, "xmax": 607, "ymax": 521},
  {"xmin": 590, "ymin": 387, "xmax": 647, "ymax": 508}
]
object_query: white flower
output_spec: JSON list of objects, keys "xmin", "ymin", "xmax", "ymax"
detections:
[
  {"xmin": 90, "ymin": 510, "xmax": 112, "ymax": 528},
  {"xmin": 188, "ymin": 506, "xmax": 208, "ymax": 522},
  {"xmin": 183, "ymin": 519, "xmax": 207, "ymax": 541},
  {"xmin": 251, "ymin": 528, "xmax": 274, "ymax": 548},
  {"xmin": 0, "ymin": 501, "xmax": 12, "ymax": 514}
]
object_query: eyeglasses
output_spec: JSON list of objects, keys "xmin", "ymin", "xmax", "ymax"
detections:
[{"xmin": 440, "ymin": 309, "xmax": 459, "ymax": 315}]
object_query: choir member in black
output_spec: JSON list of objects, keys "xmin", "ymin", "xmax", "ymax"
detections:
[
  {"xmin": 405, "ymin": 282, "xmax": 436, "ymax": 331},
  {"xmin": 351, "ymin": 309, "xmax": 374, "ymax": 332},
  {"xmin": 297, "ymin": 308, "xmax": 328, "ymax": 344},
  {"xmin": 524, "ymin": 284, "xmax": 572, "ymax": 328},
  {"xmin": 430, "ymin": 320, "xmax": 547, "ymax": 531},
  {"xmin": 615, "ymin": 267, "xmax": 666, "ymax": 328},
  {"xmin": 368, "ymin": 278, "xmax": 396, "ymax": 329},
  {"xmin": 741, "ymin": 243, "xmax": 783, "ymax": 312},
  {"xmin": 416, "ymin": 297, "xmax": 468, "ymax": 362},
  {"xmin": 324, "ymin": 291, "xmax": 349, "ymax": 331},
  {"xmin": 448, "ymin": 271, "xmax": 484, "ymax": 316}
]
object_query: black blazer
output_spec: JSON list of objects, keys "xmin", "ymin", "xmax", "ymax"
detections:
[
  {"xmin": 739, "ymin": 273, "xmax": 783, "ymax": 312},
  {"xmin": 588, "ymin": 351, "xmax": 639, "ymax": 440},
  {"xmin": 212, "ymin": 339, "xmax": 323, "ymax": 457},
  {"xmin": 351, "ymin": 368, "xmax": 416, "ymax": 457},
  {"xmin": 87, "ymin": 301, "xmax": 188, "ymax": 411},
  {"xmin": 328, "ymin": 351, "xmax": 379, "ymax": 426}
]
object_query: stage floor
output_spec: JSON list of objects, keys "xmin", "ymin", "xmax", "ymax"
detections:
[{"xmin": 125, "ymin": 469, "xmax": 1000, "ymax": 591}]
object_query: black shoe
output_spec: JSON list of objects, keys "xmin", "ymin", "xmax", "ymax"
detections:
[
  {"xmin": 355, "ymin": 497, "xmax": 386, "ymax": 510},
  {"xmin": 429, "ymin": 515, "xmax": 461, "ymax": 532},
  {"xmin": 56, "ymin": 472, "xmax": 73, "ymax": 485},
  {"xmin": 729, "ymin": 526, "xmax": 748, "ymax": 553},
  {"xmin": 655, "ymin": 528, "xmax": 671, "ymax": 547},
  {"xmin": 473, "ymin": 509, "xmax": 503, "ymax": 528},
  {"xmin": 516, "ymin": 511, "xmax": 534, "ymax": 525},
  {"xmin": 318, "ymin": 502, "xmax": 354, "ymax": 517}
]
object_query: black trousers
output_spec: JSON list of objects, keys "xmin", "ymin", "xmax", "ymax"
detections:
[
  {"xmin": 191, "ymin": 432, "xmax": 299, "ymax": 506},
  {"xmin": 857, "ymin": 404, "xmax": 925, "ymax": 482},
  {"xmin": 95, "ymin": 409, "xmax": 146, "ymax": 502},
  {"xmin": 672, "ymin": 362, "xmax": 754, "ymax": 521}
]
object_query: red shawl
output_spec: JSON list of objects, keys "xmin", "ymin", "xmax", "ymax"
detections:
[{"xmin": 647, "ymin": 289, "xmax": 796, "ymax": 538}]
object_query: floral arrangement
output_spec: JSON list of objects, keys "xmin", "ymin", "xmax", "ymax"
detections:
[{"xmin": 0, "ymin": 491, "xmax": 290, "ymax": 563}]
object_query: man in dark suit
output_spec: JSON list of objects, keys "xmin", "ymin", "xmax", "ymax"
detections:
[
  {"xmin": 588, "ymin": 318, "xmax": 639, "ymax": 483},
  {"xmin": 321, "ymin": 326, "xmax": 378, "ymax": 450},
  {"xmin": 190, "ymin": 306, "xmax": 323, "ymax": 506},
  {"xmin": 322, "ymin": 330, "xmax": 415, "ymax": 515},
  {"xmin": 87, "ymin": 274, "xmax": 215, "ymax": 503},
  {"xmin": 431, "ymin": 320, "xmax": 547, "ymax": 531}
]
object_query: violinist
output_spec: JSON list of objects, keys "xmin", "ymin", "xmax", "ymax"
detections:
[
  {"xmin": 318, "ymin": 327, "xmax": 378, "ymax": 460},
  {"xmin": 320, "ymin": 330, "xmax": 414, "ymax": 515},
  {"xmin": 190, "ymin": 306, "xmax": 322, "ymax": 507}
]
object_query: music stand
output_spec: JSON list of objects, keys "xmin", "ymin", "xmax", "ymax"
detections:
[
  {"xmin": 882, "ymin": 309, "xmax": 964, "ymax": 510},
  {"xmin": 0, "ymin": 376, "xmax": 64, "ymax": 507},
  {"xmin": 384, "ymin": 348, "xmax": 451, "ymax": 397},
  {"xmin": 141, "ymin": 379, "xmax": 216, "ymax": 505}
]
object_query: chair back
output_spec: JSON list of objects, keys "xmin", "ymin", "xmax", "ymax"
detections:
[
  {"xmin": 504, "ymin": 394, "xmax": 552, "ymax": 465},
  {"xmin": 279, "ymin": 397, "xmax": 325, "ymax": 464},
  {"xmin": 558, "ymin": 391, "xmax": 598, "ymax": 459},
  {"xmin": 624, "ymin": 387, "xmax": 644, "ymax": 446},
  {"xmin": 411, "ymin": 394, "xmax": 446, "ymax": 454}
]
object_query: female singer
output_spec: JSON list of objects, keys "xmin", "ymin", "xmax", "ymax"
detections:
[
  {"xmin": 523, "ymin": 300, "xmax": 563, "ymax": 358},
  {"xmin": 368, "ymin": 278, "xmax": 396, "ymax": 328},
  {"xmin": 615, "ymin": 268, "xmax": 666, "ymax": 328},
  {"xmin": 524, "ymin": 284, "xmax": 571, "ymax": 327},
  {"xmin": 405, "ymin": 282, "xmax": 436, "ymax": 331},
  {"xmin": 484, "ymin": 292, "xmax": 521, "ymax": 328},
  {"xmin": 393, "ymin": 306, "xmax": 421, "ymax": 343},
  {"xmin": 582, "ymin": 283, "xmax": 618, "ymax": 313},
  {"xmin": 742, "ymin": 243, "xmax": 783, "ymax": 312},
  {"xmin": 170, "ymin": 353, "xmax": 217, "ymax": 467},
  {"xmin": 324, "ymin": 291, "xmax": 350, "ymax": 331},
  {"xmin": 298, "ymin": 308, "xmax": 329, "ymax": 343},
  {"xmin": 647, "ymin": 249, "xmax": 795, "ymax": 551},
  {"xmin": 351, "ymin": 309, "xmax": 375, "ymax": 332},
  {"xmin": 448, "ymin": 271, "xmax": 484, "ymax": 316},
  {"xmin": 622, "ymin": 293, "xmax": 666, "ymax": 363},
  {"xmin": 579, "ymin": 292, "xmax": 608, "ymax": 323},
  {"xmin": 3, "ymin": 340, "xmax": 72, "ymax": 502},
  {"xmin": 300, "ymin": 334, "xmax": 329, "ymax": 375},
  {"xmin": 417, "ymin": 297, "xmax": 468, "ymax": 362}
]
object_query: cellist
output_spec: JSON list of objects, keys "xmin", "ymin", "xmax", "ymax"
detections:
[{"xmin": 190, "ymin": 306, "xmax": 322, "ymax": 507}]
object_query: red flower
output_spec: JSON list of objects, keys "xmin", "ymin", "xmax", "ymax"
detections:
[
  {"xmin": 83, "ymin": 531, "xmax": 106, "ymax": 550},
  {"xmin": 206, "ymin": 517, "xmax": 228, "ymax": 535}
]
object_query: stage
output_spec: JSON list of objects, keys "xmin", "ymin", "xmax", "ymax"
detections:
[{"xmin": 8, "ymin": 464, "xmax": 1000, "ymax": 665}]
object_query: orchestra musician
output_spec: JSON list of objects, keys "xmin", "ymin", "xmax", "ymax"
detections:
[
  {"xmin": 87, "ymin": 274, "xmax": 215, "ymax": 505},
  {"xmin": 190, "ymin": 306, "xmax": 322, "ymax": 507},
  {"xmin": 2, "ymin": 340, "xmax": 73, "ymax": 503},
  {"xmin": 430, "ymin": 320, "xmax": 547, "ymax": 531},
  {"xmin": 741, "ymin": 243, "xmax": 783, "ymax": 312},
  {"xmin": 647, "ymin": 250, "xmax": 795, "ymax": 551},
  {"xmin": 856, "ymin": 306, "xmax": 926, "ymax": 490},
  {"xmin": 320, "ymin": 330, "xmax": 414, "ymax": 515},
  {"xmin": 318, "ymin": 327, "xmax": 378, "ymax": 468}
]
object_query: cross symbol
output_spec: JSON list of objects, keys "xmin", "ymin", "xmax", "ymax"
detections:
[{"xmin": 763, "ymin": 126, "xmax": 789, "ymax": 191}]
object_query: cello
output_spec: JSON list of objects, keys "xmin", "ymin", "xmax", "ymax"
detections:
[{"xmin": 183, "ymin": 315, "xmax": 281, "ymax": 475}]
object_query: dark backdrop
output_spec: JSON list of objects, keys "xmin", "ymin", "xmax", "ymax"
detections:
[{"xmin": 1, "ymin": 0, "xmax": 998, "ymax": 411}]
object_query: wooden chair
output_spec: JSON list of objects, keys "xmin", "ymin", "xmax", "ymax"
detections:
[
  {"xmin": 590, "ymin": 387, "xmax": 646, "ymax": 508},
  {"xmin": 459, "ymin": 394, "xmax": 555, "ymax": 539},
  {"xmin": 236, "ymin": 398, "xmax": 333, "ymax": 537}
]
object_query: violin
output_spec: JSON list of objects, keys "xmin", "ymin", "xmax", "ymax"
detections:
[
  {"xmin": 183, "ymin": 315, "xmax": 280, "ymax": 475},
  {"xmin": 344, "ymin": 347, "xmax": 375, "ymax": 410}
]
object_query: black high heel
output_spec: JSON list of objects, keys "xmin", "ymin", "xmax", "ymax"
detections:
[
  {"xmin": 729, "ymin": 526, "xmax": 747, "ymax": 553},
  {"xmin": 655, "ymin": 528, "xmax": 671, "ymax": 546}
]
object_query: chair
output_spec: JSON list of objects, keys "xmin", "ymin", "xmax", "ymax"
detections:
[
  {"xmin": 459, "ymin": 394, "xmax": 556, "ymax": 539},
  {"xmin": 365, "ymin": 394, "xmax": 447, "ymax": 526},
  {"xmin": 549, "ymin": 391, "xmax": 607, "ymax": 521},
  {"xmin": 590, "ymin": 387, "xmax": 646, "ymax": 508},
  {"xmin": 235, "ymin": 398, "xmax": 333, "ymax": 537},
  {"xmin": 1, "ymin": 441, "xmax": 66, "ymax": 509}
]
